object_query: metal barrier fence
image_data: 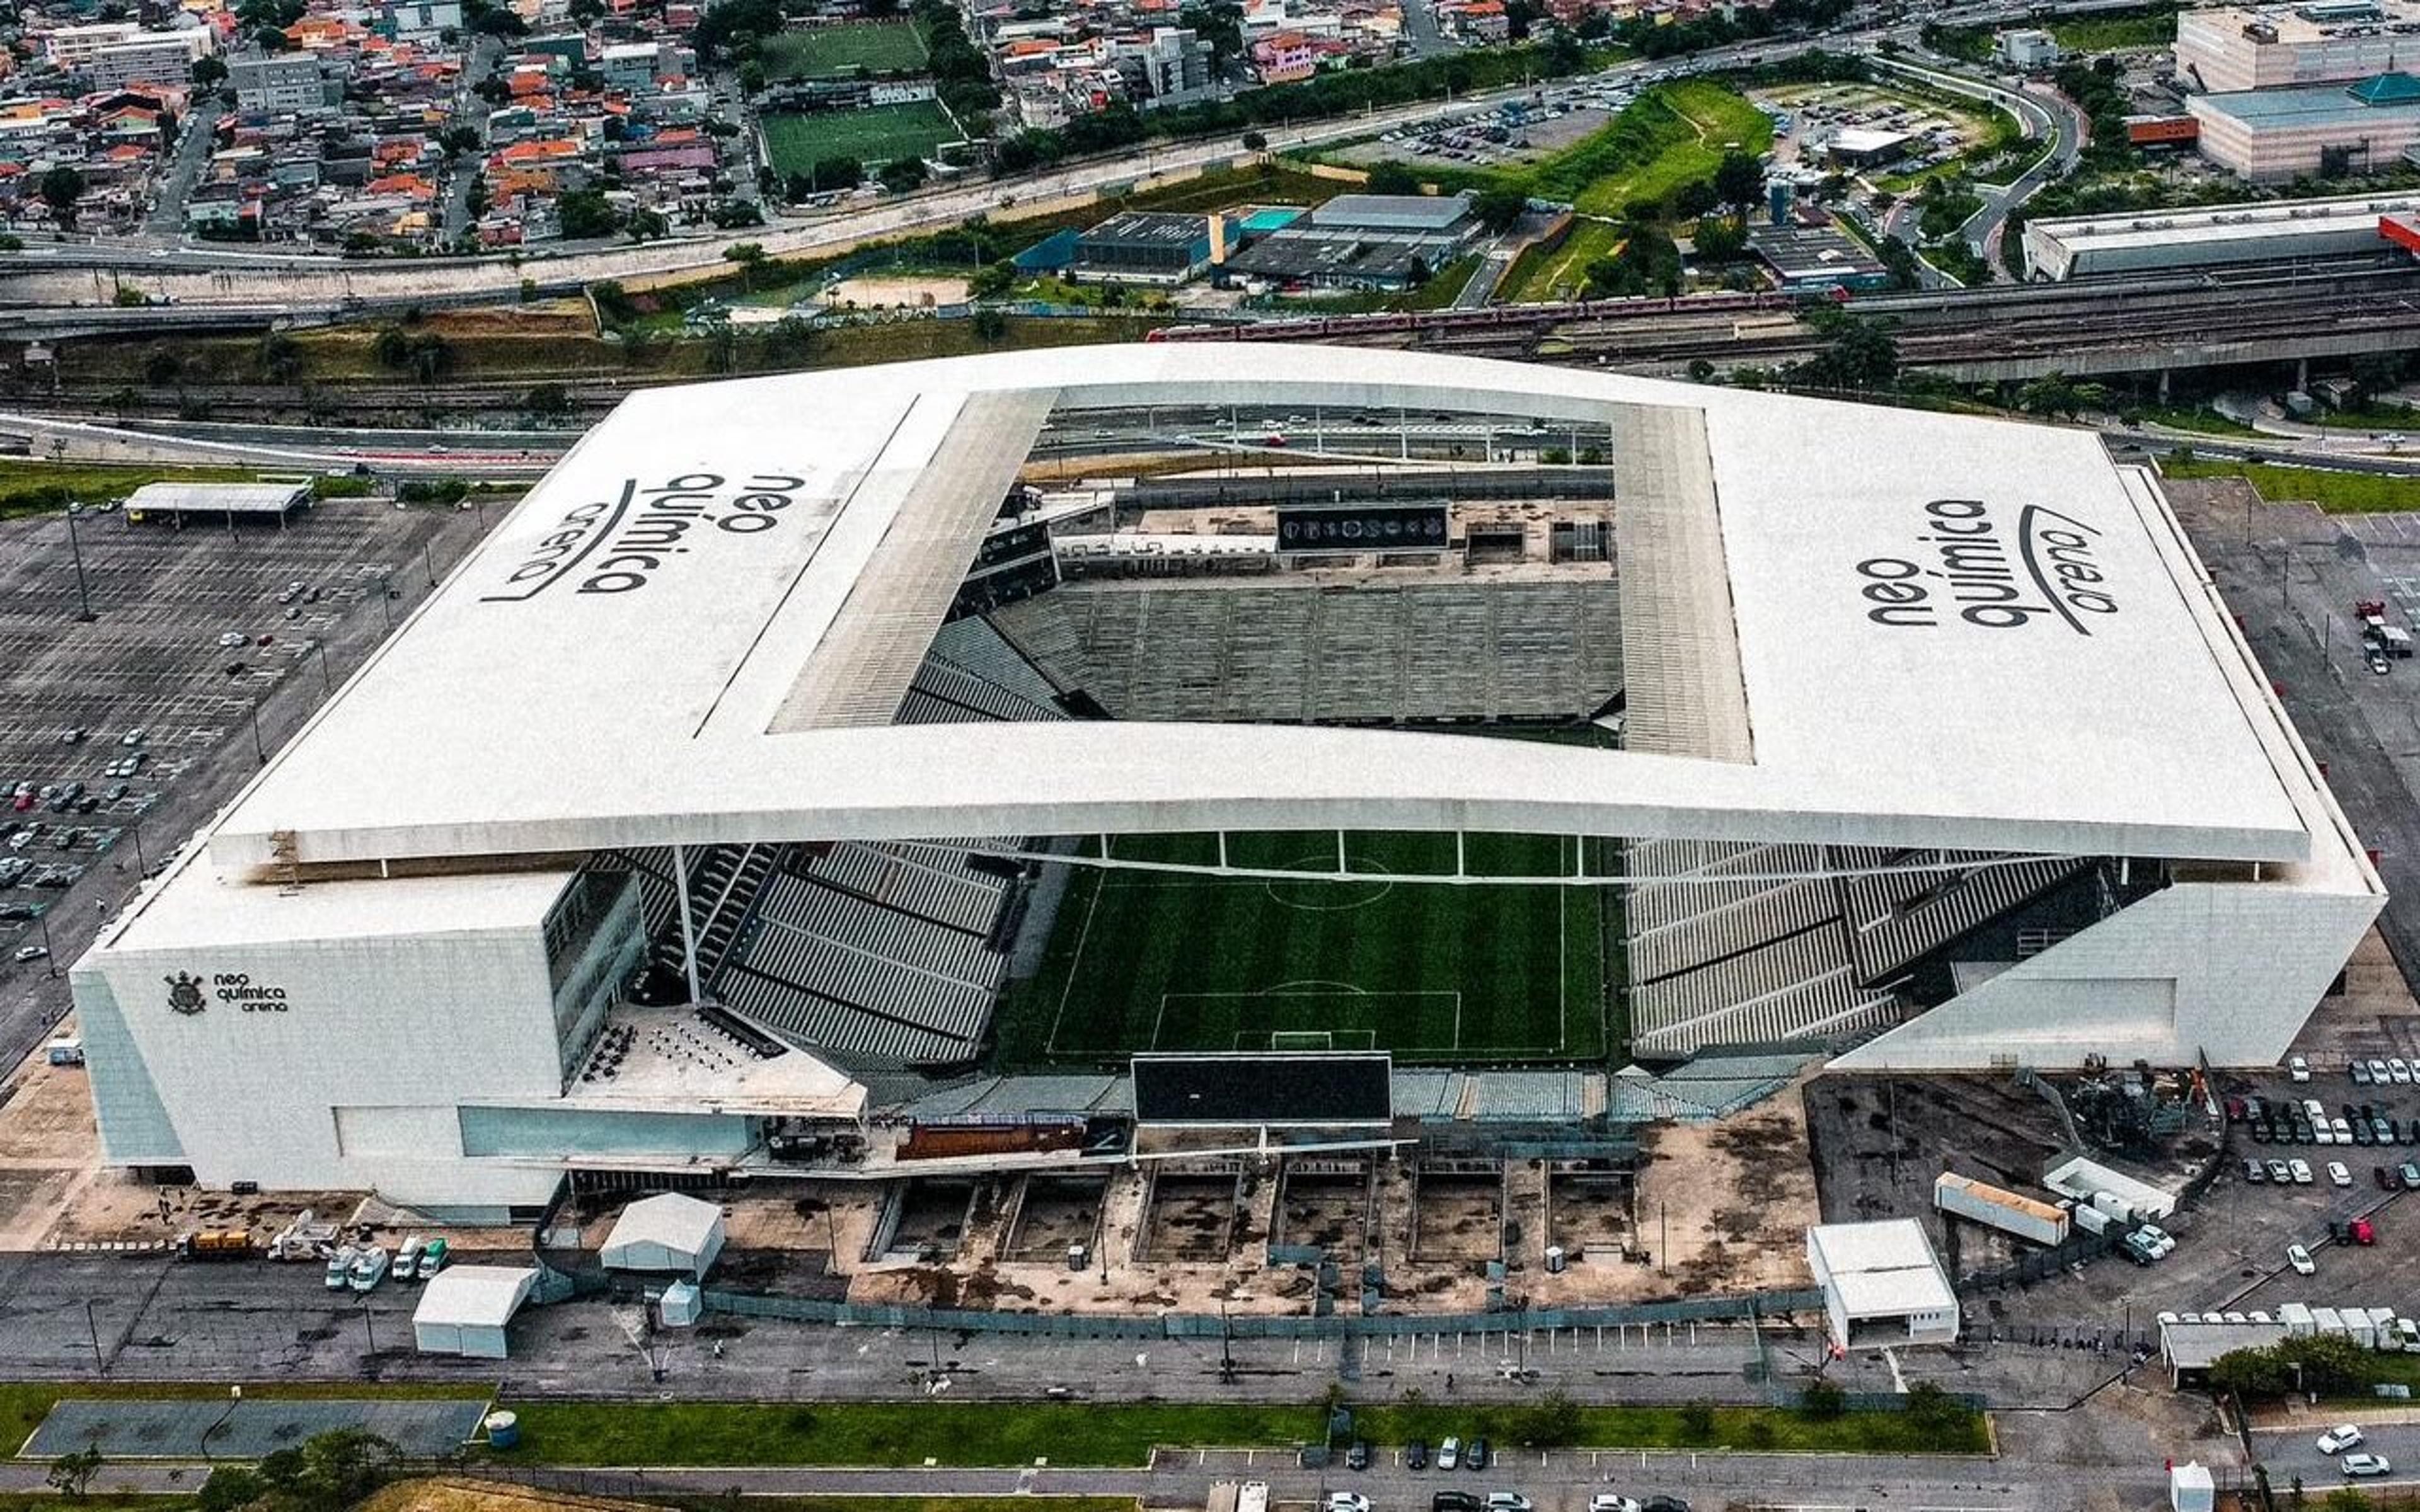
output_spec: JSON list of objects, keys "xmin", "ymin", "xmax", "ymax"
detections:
[{"xmin": 698, "ymin": 1287, "xmax": 1826, "ymax": 1338}]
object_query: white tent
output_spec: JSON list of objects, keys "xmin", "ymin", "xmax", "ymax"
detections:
[
  {"xmin": 601, "ymin": 1192, "xmax": 727, "ymax": 1280},
  {"xmin": 412, "ymin": 1265, "xmax": 538, "ymax": 1360}
]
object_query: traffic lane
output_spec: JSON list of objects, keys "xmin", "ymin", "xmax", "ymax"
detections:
[{"xmin": 2254, "ymin": 1424, "xmax": 2420, "ymax": 1486}]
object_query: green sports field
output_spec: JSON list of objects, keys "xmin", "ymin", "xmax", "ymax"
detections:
[
  {"xmin": 762, "ymin": 21, "xmax": 928, "ymax": 80},
  {"xmin": 993, "ymin": 832, "xmax": 1614, "ymax": 1067},
  {"xmin": 762, "ymin": 102, "xmax": 957, "ymax": 172}
]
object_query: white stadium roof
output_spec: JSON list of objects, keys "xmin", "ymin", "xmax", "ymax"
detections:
[{"xmin": 188, "ymin": 345, "xmax": 2329, "ymax": 875}]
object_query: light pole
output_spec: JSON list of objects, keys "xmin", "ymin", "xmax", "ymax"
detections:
[
  {"xmin": 309, "ymin": 638, "xmax": 331, "ymax": 693},
  {"xmin": 84, "ymin": 1297, "xmax": 103, "ymax": 1375},
  {"xmin": 248, "ymin": 700, "xmax": 265, "ymax": 765},
  {"xmin": 37, "ymin": 908, "xmax": 55, "ymax": 978},
  {"xmin": 63, "ymin": 502, "xmax": 95, "ymax": 622}
]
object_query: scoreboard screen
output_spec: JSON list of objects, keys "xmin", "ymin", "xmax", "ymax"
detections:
[{"xmin": 1275, "ymin": 501, "xmax": 1449, "ymax": 554}]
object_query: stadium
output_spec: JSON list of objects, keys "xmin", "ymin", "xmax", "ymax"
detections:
[{"xmin": 69, "ymin": 345, "xmax": 2382, "ymax": 1218}]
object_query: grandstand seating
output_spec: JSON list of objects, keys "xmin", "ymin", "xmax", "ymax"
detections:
[
  {"xmin": 992, "ymin": 580, "xmax": 1622, "ymax": 724},
  {"xmin": 1624, "ymin": 837, "xmax": 2107, "ymax": 1056}
]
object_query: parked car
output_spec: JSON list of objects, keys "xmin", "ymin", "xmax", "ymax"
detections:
[
  {"xmin": 2268, "ymin": 1159, "xmax": 2295, "ymax": 1183},
  {"xmin": 1439, "ymin": 1438, "xmax": 1461, "ymax": 1472},
  {"xmin": 2245, "ymin": 1158, "xmax": 2267, "ymax": 1183},
  {"xmin": 2289, "ymin": 1245, "xmax": 2316, "ymax": 1276},
  {"xmin": 1482, "ymin": 1498, "xmax": 1529, "ymax": 1512},
  {"xmin": 2291, "ymin": 1055, "xmax": 2312, "ymax": 1081},
  {"xmin": 1466, "ymin": 1439, "xmax": 1490, "ymax": 1472},
  {"xmin": 2343, "ymin": 1454, "xmax": 2391, "ymax": 1478},
  {"xmin": 1347, "ymin": 1442, "xmax": 1370, "ymax": 1472},
  {"xmin": 1433, "ymin": 1494, "xmax": 1480, "ymax": 1512},
  {"xmin": 2330, "ymin": 1161, "xmax": 2354, "ymax": 1187},
  {"xmin": 1407, "ymin": 1441, "xmax": 1429, "ymax": 1471}
]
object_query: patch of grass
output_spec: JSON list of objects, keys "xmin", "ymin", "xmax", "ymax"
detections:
[
  {"xmin": 994, "ymin": 831, "xmax": 1609, "ymax": 1067},
  {"xmin": 761, "ymin": 21, "xmax": 927, "ymax": 79},
  {"xmin": 0, "ymin": 461, "xmax": 253, "ymax": 518},
  {"xmin": 1564, "ymin": 80, "xmax": 1775, "ymax": 215},
  {"xmin": 1351, "ymin": 1401, "xmax": 1990, "ymax": 1456},
  {"xmin": 2162, "ymin": 454, "xmax": 2420, "ymax": 513},
  {"xmin": 659, "ymin": 1500, "xmax": 1136, "ymax": 1512},
  {"xmin": 1502, "ymin": 217, "xmax": 1625, "ymax": 302},
  {"xmin": 2049, "ymin": 4, "xmax": 2177, "ymax": 54},
  {"xmin": 491, "ymin": 1402, "xmax": 1326, "ymax": 1469},
  {"xmin": 763, "ymin": 101, "xmax": 957, "ymax": 171},
  {"xmin": 490, "ymin": 1399, "xmax": 1987, "ymax": 1469},
  {"xmin": 2303, "ymin": 400, "xmax": 2420, "ymax": 430},
  {"xmin": 2133, "ymin": 405, "xmax": 2261, "ymax": 437}
]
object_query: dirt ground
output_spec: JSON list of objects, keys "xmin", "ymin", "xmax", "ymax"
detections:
[
  {"xmin": 359, "ymin": 1478, "xmax": 649, "ymax": 1512},
  {"xmin": 824, "ymin": 273, "xmax": 970, "ymax": 309},
  {"xmin": 1274, "ymin": 1169, "xmax": 1368, "ymax": 1255},
  {"xmin": 1004, "ymin": 1174, "xmax": 1107, "ymax": 1261},
  {"xmin": 419, "ymin": 301, "xmax": 597, "ymax": 336},
  {"xmin": 1143, "ymin": 1174, "xmax": 1240, "ymax": 1263},
  {"xmin": 1547, "ymin": 1170, "xmax": 1633, "ymax": 1254},
  {"xmin": 1412, "ymin": 1176, "xmax": 1502, "ymax": 1264},
  {"xmin": 1630, "ymin": 1079, "xmax": 1822, "ymax": 1296}
]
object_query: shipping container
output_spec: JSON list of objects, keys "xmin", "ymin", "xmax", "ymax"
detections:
[
  {"xmin": 2280, "ymin": 1302, "xmax": 2317, "ymax": 1336},
  {"xmin": 1934, "ymin": 1172, "xmax": 2070, "ymax": 1247}
]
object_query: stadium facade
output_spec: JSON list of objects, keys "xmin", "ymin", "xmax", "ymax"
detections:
[{"xmin": 70, "ymin": 346, "xmax": 2381, "ymax": 1217}]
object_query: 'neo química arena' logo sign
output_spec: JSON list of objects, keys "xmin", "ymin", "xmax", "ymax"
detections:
[
  {"xmin": 1853, "ymin": 499, "xmax": 2118, "ymax": 635},
  {"xmin": 483, "ymin": 471, "xmax": 809, "ymax": 603}
]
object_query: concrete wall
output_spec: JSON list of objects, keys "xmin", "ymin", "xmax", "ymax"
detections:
[{"xmin": 73, "ymin": 922, "xmax": 570, "ymax": 1211}]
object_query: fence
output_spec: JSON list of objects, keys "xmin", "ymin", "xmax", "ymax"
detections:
[{"xmin": 698, "ymin": 1286, "xmax": 1826, "ymax": 1338}]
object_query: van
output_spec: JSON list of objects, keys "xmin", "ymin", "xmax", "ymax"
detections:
[
  {"xmin": 349, "ymin": 1247, "xmax": 390, "ymax": 1292},
  {"xmin": 416, "ymin": 1237, "xmax": 449, "ymax": 1280},
  {"xmin": 325, "ymin": 1245, "xmax": 356, "ymax": 1290},
  {"xmin": 395, "ymin": 1235, "xmax": 425, "ymax": 1280}
]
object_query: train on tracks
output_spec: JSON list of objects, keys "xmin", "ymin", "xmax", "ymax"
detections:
[{"xmin": 1143, "ymin": 287, "xmax": 1850, "ymax": 344}]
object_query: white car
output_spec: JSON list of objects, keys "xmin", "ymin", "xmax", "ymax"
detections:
[
  {"xmin": 1484, "ymin": 1498, "xmax": 1531, "ymax": 1512},
  {"xmin": 1439, "ymin": 1438, "xmax": 1460, "ymax": 1471},
  {"xmin": 216, "ymin": 631, "xmax": 248, "ymax": 648},
  {"xmin": 1589, "ymin": 1499, "xmax": 1640, "ymax": 1512},
  {"xmin": 2342, "ymin": 1453, "xmax": 2391, "ymax": 1478},
  {"xmin": 10, "ymin": 945, "xmax": 45, "ymax": 963},
  {"xmin": 2319, "ymin": 1424, "xmax": 2365, "ymax": 1455},
  {"xmin": 2291, "ymin": 1159, "xmax": 2315, "ymax": 1184},
  {"xmin": 2394, "ymin": 1057, "xmax": 2414, "ymax": 1084},
  {"xmin": 1327, "ymin": 1496, "xmax": 1370, "ymax": 1512},
  {"xmin": 2291, "ymin": 1055, "xmax": 2312, "ymax": 1082},
  {"xmin": 2329, "ymin": 1161, "xmax": 2353, "ymax": 1188}
]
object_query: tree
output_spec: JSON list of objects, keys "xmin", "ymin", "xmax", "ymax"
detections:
[
  {"xmin": 1671, "ymin": 178, "xmax": 1719, "ymax": 220},
  {"xmin": 47, "ymin": 1446, "xmax": 103, "ymax": 1499},
  {"xmin": 556, "ymin": 187, "xmax": 618, "ymax": 239},
  {"xmin": 738, "ymin": 60, "xmax": 766, "ymax": 94},
  {"xmin": 1714, "ymin": 147, "xmax": 1765, "ymax": 214},
  {"xmin": 195, "ymin": 1467, "xmax": 264, "ymax": 1512},
  {"xmin": 1901, "ymin": 1381, "xmax": 1965, "ymax": 1436},
  {"xmin": 810, "ymin": 154, "xmax": 864, "ymax": 192},
  {"xmin": 254, "ymin": 332, "xmax": 302, "ymax": 384},
  {"xmin": 724, "ymin": 241, "xmax": 768, "ymax": 288},
  {"xmin": 1799, "ymin": 311, "xmax": 1898, "ymax": 389},
  {"xmin": 39, "ymin": 165, "xmax": 85, "ymax": 230},
  {"xmin": 970, "ymin": 307, "xmax": 1008, "ymax": 343},
  {"xmin": 369, "ymin": 324, "xmax": 411, "ymax": 369},
  {"xmin": 2208, "ymin": 1346, "xmax": 2293, "ymax": 1400},
  {"xmin": 1519, "ymin": 1389, "xmax": 1582, "ymax": 1446},
  {"xmin": 968, "ymin": 260, "xmax": 1016, "ymax": 299},
  {"xmin": 1364, "ymin": 161, "xmax": 1421, "ymax": 196},
  {"xmin": 879, "ymin": 156, "xmax": 928, "ymax": 193},
  {"xmin": 1692, "ymin": 214, "xmax": 1748, "ymax": 262},
  {"xmin": 437, "ymin": 124, "xmax": 480, "ymax": 157},
  {"xmin": 589, "ymin": 279, "xmax": 636, "ymax": 324},
  {"xmin": 2322, "ymin": 1491, "xmax": 2373, "ymax": 1512},
  {"xmin": 190, "ymin": 54, "xmax": 228, "ymax": 88},
  {"xmin": 1240, "ymin": 129, "xmax": 1267, "ymax": 151},
  {"xmin": 141, "ymin": 346, "xmax": 183, "ymax": 386},
  {"xmin": 1678, "ymin": 1400, "xmax": 1715, "ymax": 1443},
  {"xmin": 1472, "ymin": 186, "xmax": 1527, "ymax": 233},
  {"xmin": 1799, "ymin": 1378, "xmax": 1845, "ymax": 1420},
  {"xmin": 524, "ymin": 382, "xmax": 570, "ymax": 417}
]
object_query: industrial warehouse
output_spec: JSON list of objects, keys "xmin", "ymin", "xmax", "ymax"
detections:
[{"xmin": 66, "ymin": 346, "xmax": 2381, "ymax": 1218}]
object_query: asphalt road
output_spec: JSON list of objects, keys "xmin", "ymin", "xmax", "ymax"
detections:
[{"xmin": 2252, "ymin": 1423, "xmax": 2416, "ymax": 1489}]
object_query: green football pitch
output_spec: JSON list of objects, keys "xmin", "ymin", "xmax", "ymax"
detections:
[
  {"xmin": 993, "ymin": 832, "xmax": 1614, "ymax": 1067},
  {"xmin": 761, "ymin": 21, "xmax": 928, "ymax": 80},
  {"xmin": 761, "ymin": 103, "xmax": 957, "ymax": 173}
]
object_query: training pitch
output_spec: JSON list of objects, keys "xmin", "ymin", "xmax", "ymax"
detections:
[
  {"xmin": 761, "ymin": 102, "xmax": 958, "ymax": 172},
  {"xmin": 996, "ymin": 832, "xmax": 1613, "ymax": 1067}
]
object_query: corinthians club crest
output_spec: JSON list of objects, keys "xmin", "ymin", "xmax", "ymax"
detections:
[{"xmin": 164, "ymin": 972, "xmax": 206, "ymax": 1016}]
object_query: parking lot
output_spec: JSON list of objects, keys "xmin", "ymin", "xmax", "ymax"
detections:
[{"xmin": 0, "ymin": 497, "xmax": 493, "ymax": 1070}]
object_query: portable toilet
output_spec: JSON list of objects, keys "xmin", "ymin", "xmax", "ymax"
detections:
[{"xmin": 2169, "ymin": 1462, "xmax": 2214, "ymax": 1512}]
